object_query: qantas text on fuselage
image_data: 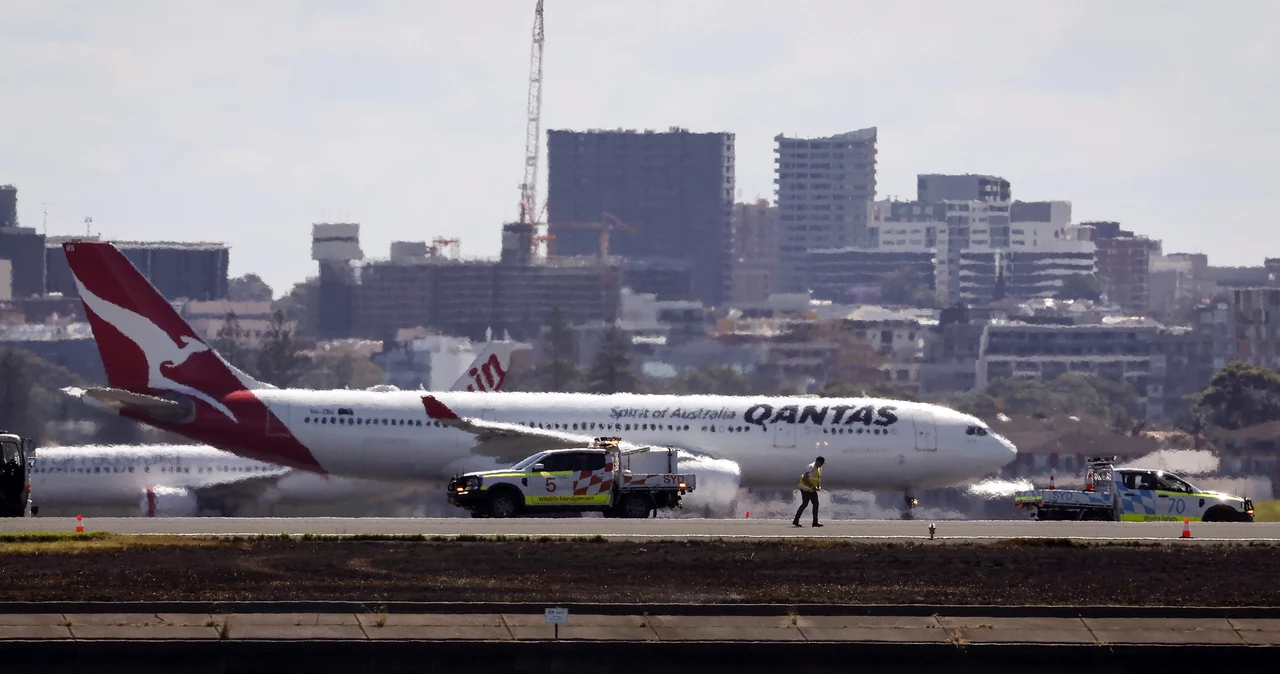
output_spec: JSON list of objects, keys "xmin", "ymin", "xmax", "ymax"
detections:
[{"xmin": 60, "ymin": 241, "xmax": 1017, "ymax": 492}]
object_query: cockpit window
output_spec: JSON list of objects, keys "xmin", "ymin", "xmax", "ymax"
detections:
[
  {"xmin": 965, "ymin": 425, "xmax": 988, "ymax": 437},
  {"xmin": 1, "ymin": 442, "xmax": 19, "ymax": 465}
]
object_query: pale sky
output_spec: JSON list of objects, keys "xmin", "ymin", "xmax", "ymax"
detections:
[{"xmin": 3, "ymin": 1, "xmax": 1277, "ymax": 294}]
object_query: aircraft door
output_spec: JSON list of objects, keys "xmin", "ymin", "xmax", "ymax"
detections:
[
  {"xmin": 773, "ymin": 423, "xmax": 796, "ymax": 448},
  {"xmin": 912, "ymin": 410, "xmax": 937, "ymax": 451}
]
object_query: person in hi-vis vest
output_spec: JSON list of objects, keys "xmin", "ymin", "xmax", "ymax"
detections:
[{"xmin": 793, "ymin": 456, "xmax": 825, "ymax": 528}]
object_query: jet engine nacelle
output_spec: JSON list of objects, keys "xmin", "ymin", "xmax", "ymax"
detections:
[{"xmin": 138, "ymin": 486, "xmax": 198, "ymax": 517}]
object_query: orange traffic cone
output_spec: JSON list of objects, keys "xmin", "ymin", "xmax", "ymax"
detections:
[
  {"xmin": 1048, "ymin": 474, "xmax": 1056, "ymax": 490},
  {"xmin": 75, "ymin": 514, "xmax": 84, "ymax": 533},
  {"xmin": 1181, "ymin": 518, "xmax": 1191, "ymax": 539},
  {"xmin": 1084, "ymin": 470, "xmax": 1095, "ymax": 492}
]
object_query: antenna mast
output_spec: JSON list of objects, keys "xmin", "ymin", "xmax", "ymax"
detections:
[{"xmin": 519, "ymin": 0, "xmax": 545, "ymax": 230}]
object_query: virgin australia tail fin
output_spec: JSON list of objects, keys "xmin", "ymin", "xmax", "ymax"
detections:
[{"xmin": 449, "ymin": 340, "xmax": 527, "ymax": 392}]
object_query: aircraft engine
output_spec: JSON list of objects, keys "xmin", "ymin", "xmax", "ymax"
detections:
[{"xmin": 138, "ymin": 486, "xmax": 198, "ymax": 517}]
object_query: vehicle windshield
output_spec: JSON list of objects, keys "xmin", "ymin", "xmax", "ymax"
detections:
[
  {"xmin": 511, "ymin": 452, "xmax": 548, "ymax": 471},
  {"xmin": 1157, "ymin": 472, "xmax": 1196, "ymax": 494},
  {"xmin": 0, "ymin": 442, "xmax": 19, "ymax": 465}
]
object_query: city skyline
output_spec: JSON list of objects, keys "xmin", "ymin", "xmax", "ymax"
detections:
[{"xmin": 3, "ymin": 0, "xmax": 1277, "ymax": 293}]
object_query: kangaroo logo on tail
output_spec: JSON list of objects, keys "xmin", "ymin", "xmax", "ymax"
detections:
[{"xmin": 71, "ymin": 260, "xmax": 239, "ymax": 422}]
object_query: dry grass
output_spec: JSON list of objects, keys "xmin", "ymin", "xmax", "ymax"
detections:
[
  {"xmin": 0, "ymin": 532, "xmax": 227, "ymax": 555},
  {"xmin": 1254, "ymin": 500, "xmax": 1280, "ymax": 522}
]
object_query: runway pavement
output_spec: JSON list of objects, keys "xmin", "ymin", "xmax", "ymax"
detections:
[{"xmin": 3, "ymin": 517, "xmax": 1278, "ymax": 541}]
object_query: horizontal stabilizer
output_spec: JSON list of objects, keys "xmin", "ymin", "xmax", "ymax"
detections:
[{"xmin": 63, "ymin": 386, "xmax": 193, "ymax": 424}]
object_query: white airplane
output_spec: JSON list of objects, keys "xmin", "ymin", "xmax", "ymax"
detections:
[
  {"xmin": 38, "ymin": 341, "xmax": 522, "ymax": 516},
  {"xmin": 60, "ymin": 241, "xmax": 1017, "ymax": 515}
]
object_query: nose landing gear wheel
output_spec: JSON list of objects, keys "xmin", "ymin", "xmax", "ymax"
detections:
[{"xmin": 901, "ymin": 491, "xmax": 918, "ymax": 520}]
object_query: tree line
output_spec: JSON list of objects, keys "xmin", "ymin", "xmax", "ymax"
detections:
[{"xmin": 214, "ymin": 311, "xmax": 383, "ymax": 390}]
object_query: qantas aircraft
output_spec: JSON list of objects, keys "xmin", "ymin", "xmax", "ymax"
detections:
[
  {"xmin": 60, "ymin": 241, "xmax": 1016, "ymax": 515},
  {"xmin": 37, "ymin": 342, "xmax": 520, "ymax": 517}
]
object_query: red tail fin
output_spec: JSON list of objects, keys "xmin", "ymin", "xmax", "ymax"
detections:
[{"xmin": 63, "ymin": 242, "xmax": 260, "ymax": 420}]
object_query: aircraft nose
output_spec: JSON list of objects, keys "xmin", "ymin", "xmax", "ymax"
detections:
[{"xmin": 988, "ymin": 433, "xmax": 1018, "ymax": 468}]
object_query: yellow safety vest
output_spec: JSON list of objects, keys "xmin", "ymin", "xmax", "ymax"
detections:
[{"xmin": 798, "ymin": 463, "xmax": 822, "ymax": 492}]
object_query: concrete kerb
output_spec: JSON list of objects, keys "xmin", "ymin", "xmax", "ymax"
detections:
[{"xmin": 2, "ymin": 602, "xmax": 1280, "ymax": 620}]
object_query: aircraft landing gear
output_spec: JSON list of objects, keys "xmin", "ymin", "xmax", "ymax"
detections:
[{"xmin": 901, "ymin": 490, "xmax": 919, "ymax": 520}]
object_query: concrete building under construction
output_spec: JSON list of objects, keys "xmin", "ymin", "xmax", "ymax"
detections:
[{"xmin": 338, "ymin": 225, "xmax": 621, "ymax": 341}]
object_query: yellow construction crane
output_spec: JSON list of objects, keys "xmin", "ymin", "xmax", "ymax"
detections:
[{"xmin": 550, "ymin": 211, "xmax": 636, "ymax": 258}]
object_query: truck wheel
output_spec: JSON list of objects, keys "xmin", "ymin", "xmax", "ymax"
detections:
[
  {"xmin": 618, "ymin": 494, "xmax": 650, "ymax": 519},
  {"xmin": 1202, "ymin": 506, "xmax": 1238, "ymax": 523},
  {"xmin": 487, "ymin": 491, "xmax": 521, "ymax": 518}
]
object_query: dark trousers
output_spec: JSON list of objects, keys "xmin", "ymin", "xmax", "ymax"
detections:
[{"xmin": 794, "ymin": 490, "xmax": 819, "ymax": 524}]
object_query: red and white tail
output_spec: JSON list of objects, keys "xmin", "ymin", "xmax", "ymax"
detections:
[
  {"xmin": 63, "ymin": 242, "xmax": 263, "ymax": 420},
  {"xmin": 450, "ymin": 340, "xmax": 525, "ymax": 392}
]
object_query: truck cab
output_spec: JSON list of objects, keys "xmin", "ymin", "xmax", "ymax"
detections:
[
  {"xmin": 1016, "ymin": 458, "xmax": 1254, "ymax": 522},
  {"xmin": 1112, "ymin": 468, "xmax": 1253, "ymax": 522},
  {"xmin": 0, "ymin": 432, "xmax": 34, "ymax": 518},
  {"xmin": 448, "ymin": 438, "xmax": 694, "ymax": 519}
]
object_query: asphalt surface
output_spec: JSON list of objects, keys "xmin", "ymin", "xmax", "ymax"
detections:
[{"xmin": 3, "ymin": 517, "xmax": 1277, "ymax": 541}]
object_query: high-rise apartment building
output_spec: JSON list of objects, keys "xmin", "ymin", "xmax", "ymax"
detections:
[
  {"xmin": 546, "ymin": 128, "xmax": 735, "ymax": 306},
  {"xmin": 774, "ymin": 128, "xmax": 877, "ymax": 293},
  {"xmin": 1094, "ymin": 235, "xmax": 1152, "ymax": 312},
  {"xmin": 730, "ymin": 200, "xmax": 779, "ymax": 304},
  {"xmin": 0, "ymin": 185, "xmax": 17, "ymax": 228},
  {"xmin": 917, "ymin": 174, "xmax": 1010, "ymax": 203},
  {"xmin": 1225, "ymin": 288, "xmax": 1280, "ymax": 370}
]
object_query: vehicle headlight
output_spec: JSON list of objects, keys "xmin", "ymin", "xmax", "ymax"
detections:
[{"xmin": 465, "ymin": 477, "xmax": 482, "ymax": 490}]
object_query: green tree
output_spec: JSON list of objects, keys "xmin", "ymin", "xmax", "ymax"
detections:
[
  {"xmin": 1044, "ymin": 374, "xmax": 1107, "ymax": 417},
  {"xmin": 0, "ymin": 350, "xmax": 35, "ymax": 438},
  {"xmin": 256, "ymin": 310, "xmax": 307, "ymax": 387},
  {"xmin": 1194, "ymin": 361, "xmax": 1280, "ymax": 430},
  {"xmin": 1056, "ymin": 273, "xmax": 1102, "ymax": 302},
  {"xmin": 543, "ymin": 307, "xmax": 579, "ymax": 391},
  {"xmin": 511, "ymin": 307, "xmax": 582, "ymax": 392},
  {"xmin": 879, "ymin": 268, "xmax": 933, "ymax": 307},
  {"xmin": 985, "ymin": 377, "xmax": 1059, "ymax": 416},
  {"xmin": 664, "ymin": 365, "xmax": 757, "ymax": 396},
  {"xmin": 586, "ymin": 323, "xmax": 641, "ymax": 394},
  {"xmin": 935, "ymin": 391, "xmax": 1000, "ymax": 418},
  {"xmin": 332, "ymin": 354, "xmax": 385, "ymax": 390},
  {"xmin": 274, "ymin": 277, "xmax": 319, "ymax": 338},
  {"xmin": 1086, "ymin": 375, "xmax": 1143, "ymax": 421},
  {"xmin": 228, "ymin": 273, "xmax": 274, "ymax": 302},
  {"xmin": 213, "ymin": 311, "xmax": 257, "ymax": 377}
]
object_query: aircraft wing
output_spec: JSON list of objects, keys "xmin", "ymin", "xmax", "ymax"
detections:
[{"xmin": 422, "ymin": 395, "xmax": 614, "ymax": 463}]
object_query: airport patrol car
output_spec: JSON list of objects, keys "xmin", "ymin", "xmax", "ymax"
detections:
[
  {"xmin": 1015, "ymin": 457, "xmax": 1254, "ymax": 522},
  {"xmin": 447, "ymin": 437, "xmax": 696, "ymax": 518},
  {"xmin": 0, "ymin": 432, "xmax": 34, "ymax": 518}
]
